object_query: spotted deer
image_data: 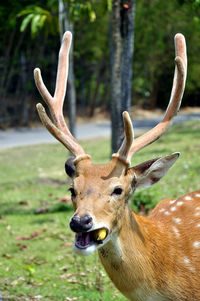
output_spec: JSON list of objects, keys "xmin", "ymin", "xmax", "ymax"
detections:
[{"xmin": 34, "ymin": 31, "xmax": 200, "ymax": 300}]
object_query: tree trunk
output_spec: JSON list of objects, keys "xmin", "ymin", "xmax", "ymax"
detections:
[
  {"xmin": 149, "ymin": 74, "xmax": 160, "ymax": 109},
  {"xmin": 110, "ymin": 0, "xmax": 136, "ymax": 154},
  {"xmin": 111, "ymin": 0, "xmax": 123, "ymax": 153},
  {"xmin": 89, "ymin": 61, "xmax": 105, "ymax": 117},
  {"xmin": 58, "ymin": 0, "xmax": 76, "ymax": 137},
  {"xmin": 121, "ymin": 0, "xmax": 136, "ymax": 114}
]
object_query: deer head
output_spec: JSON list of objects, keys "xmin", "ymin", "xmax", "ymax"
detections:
[{"xmin": 34, "ymin": 32, "xmax": 187, "ymax": 256}]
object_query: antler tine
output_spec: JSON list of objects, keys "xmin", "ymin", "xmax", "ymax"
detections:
[
  {"xmin": 34, "ymin": 31, "xmax": 85, "ymax": 157},
  {"xmin": 54, "ymin": 31, "xmax": 72, "ymax": 114},
  {"xmin": 126, "ymin": 33, "xmax": 187, "ymax": 163},
  {"xmin": 113, "ymin": 111, "xmax": 134, "ymax": 164},
  {"xmin": 36, "ymin": 103, "xmax": 84, "ymax": 156}
]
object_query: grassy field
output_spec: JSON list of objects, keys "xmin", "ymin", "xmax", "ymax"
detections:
[{"xmin": 0, "ymin": 121, "xmax": 200, "ymax": 301}]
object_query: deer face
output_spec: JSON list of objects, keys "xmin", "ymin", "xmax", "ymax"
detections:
[
  {"xmin": 66, "ymin": 157, "xmax": 130, "ymax": 255},
  {"xmin": 66, "ymin": 153, "xmax": 179, "ymax": 255}
]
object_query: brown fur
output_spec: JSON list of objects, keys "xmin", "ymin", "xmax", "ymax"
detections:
[
  {"xmin": 99, "ymin": 191, "xmax": 200, "ymax": 300},
  {"xmin": 70, "ymin": 157, "xmax": 200, "ymax": 301}
]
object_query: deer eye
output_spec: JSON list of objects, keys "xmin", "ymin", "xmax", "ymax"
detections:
[
  {"xmin": 112, "ymin": 187, "xmax": 123, "ymax": 196},
  {"xmin": 69, "ymin": 187, "xmax": 76, "ymax": 198}
]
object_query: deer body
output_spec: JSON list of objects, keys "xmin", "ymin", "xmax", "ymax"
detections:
[
  {"xmin": 98, "ymin": 191, "xmax": 200, "ymax": 301},
  {"xmin": 33, "ymin": 31, "xmax": 200, "ymax": 300}
]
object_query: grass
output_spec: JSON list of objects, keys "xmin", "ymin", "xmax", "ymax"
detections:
[{"xmin": 0, "ymin": 120, "xmax": 200, "ymax": 300}]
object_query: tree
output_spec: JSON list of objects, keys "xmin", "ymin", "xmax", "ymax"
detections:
[{"xmin": 110, "ymin": 0, "xmax": 136, "ymax": 153}]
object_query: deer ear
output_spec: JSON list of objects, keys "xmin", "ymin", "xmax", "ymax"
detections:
[
  {"xmin": 130, "ymin": 153, "xmax": 180, "ymax": 189},
  {"xmin": 65, "ymin": 157, "xmax": 76, "ymax": 178}
]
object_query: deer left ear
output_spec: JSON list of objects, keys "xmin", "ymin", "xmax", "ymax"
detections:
[
  {"xmin": 129, "ymin": 152, "xmax": 180, "ymax": 189},
  {"xmin": 65, "ymin": 157, "xmax": 76, "ymax": 178}
]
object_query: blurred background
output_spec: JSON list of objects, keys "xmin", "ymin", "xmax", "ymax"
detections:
[{"xmin": 0, "ymin": 0, "xmax": 200, "ymax": 132}]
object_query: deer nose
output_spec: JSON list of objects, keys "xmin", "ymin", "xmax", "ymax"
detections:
[{"xmin": 70, "ymin": 215, "xmax": 93, "ymax": 233}]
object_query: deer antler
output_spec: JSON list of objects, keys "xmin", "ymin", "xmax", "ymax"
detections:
[
  {"xmin": 34, "ymin": 31, "xmax": 85, "ymax": 157},
  {"xmin": 112, "ymin": 111, "xmax": 134, "ymax": 162},
  {"xmin": 115, "ymin": 33, "xmax": 187, "ymax": 164}
]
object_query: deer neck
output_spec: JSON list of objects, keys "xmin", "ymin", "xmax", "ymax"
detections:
[{"xmin": 98, "ymin": 206, "xmax": 170, "ymax": 300}]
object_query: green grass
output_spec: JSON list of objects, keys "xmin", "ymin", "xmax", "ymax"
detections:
[{"xmin": 0, "ymin": 121, "xmax": 200, "ymax": 300}]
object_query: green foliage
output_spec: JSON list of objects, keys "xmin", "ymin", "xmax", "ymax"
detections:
[
  {"xmin": 63, "ymin": 0, "xmax": 111, "ymax": 23},
  {"xmin": 133, "ymin": 0, "xmax": 200, "ymax": 107},
  {"xmin": 131, "ymin": 188, "xmax": 161, "ymax": 213},
  {"xmin": 68, "ymin": 1, "xmax": 96, "ymax": 22},
  {"xmin": 24, "ymin": 264, "xmax": 36, "ymax": 280},
  {"xmin": 17, "ymin": 1, "xmax": 104, "ymax": 39},
  {"xmin": 17, "ymin": 5, "xmax": 58, "ymax": 38},
  {"xmin": 107, "ymin": 0, "xmax": 112, "ymax": 11}
]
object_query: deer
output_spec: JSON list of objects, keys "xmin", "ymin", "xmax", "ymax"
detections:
[{"xmin": 33, "ymin": 31, "xmax": 200, "ymax": 301}]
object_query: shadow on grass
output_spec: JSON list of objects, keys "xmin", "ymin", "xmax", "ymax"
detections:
[
  {"xmin": 0, "ymin": 177, "xmax": 69, "ymax": 190},
  {"xmin": 0, "ymin": 202, "xmax": 73, "ymax": 216},
  {"xmin": 49, "ymin": 203, "xmax": 73, "ymax": 213},
  {"xmin": 31, "ymin": 217, "xmax": 58, "ymax": 224}
]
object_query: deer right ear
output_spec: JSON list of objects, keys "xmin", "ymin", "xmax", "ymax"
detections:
[
  {"xmin": 65, "ymin": 157, "xmax": 76, "ymax": 178},
  {"xmin": 129, "ymin": 153, "xmax": 180, "ymax": 189}
]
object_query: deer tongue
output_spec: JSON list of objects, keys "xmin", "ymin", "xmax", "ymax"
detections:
[{"xmin": 75, "ymin": 232, "xmax": 91, "ymax": 249}]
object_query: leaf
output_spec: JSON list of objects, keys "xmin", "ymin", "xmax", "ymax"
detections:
[
  {"xmin": 37, "ymin": 15, "xmax": 47, "ymax": 29},
  {"xmin": 11, "ymin": 276, "xmax": 25, "ymax": 287},
  {"xmin": 60, "ymin": 242, "xmax": 72, "ymax": 247},
  {"xmin": 25, "ymin": 264, "xmax": 35, "ymax": 275},
  {"xmin": 35, "ymin": 208, "xmax": 49, "ymax": 214},
  {"xmin": 107, "ymin": 0, "xmax": 112, "ymax": 11},
  {"xmin": 89, "ymin": 11, "xmax": 96, "ymax": 22},
  {"xmin": 17, "ymin": 243, "xmax": 29, "ymax": 250},
  {"xmin": 59, "ymin": 196, "xmax": 71, "ymax": 203},
  {"xmin": 59, "ymin": 273, "xmax": 73, "ymax": 279},
  {"xmin": 59, "ymin": 265, "xmax": 69, "ymax": 271},
  {"xmin": 19, "ymin": 201, "xmax": 29, "ymax": 205},
  {"xmin": 20, "ymin": 14, "xmax": 34, "ymax": 32},
  {"xmin": 34, "ymin": 295, "xmax": 43, "ymax": 299},
  {"xmin": 17, "ymin": 9, "xmax": 35, "ymax": 17},
  {"xmin": 31, "ymin": 15, "xmax": 41, "ymax": 37},
  {"xmin": 34, "ymin": 6, "xmax": 50, "ymax": 16},
  {"xmin": 16, "ymin": 229, "xmax": 46, "ymax": 240},
  {"xmin": 34, "ymin": 260, "xmax": 47, "ymax": 265},
  {"xmin": 68, "ymin": 279, "xmax": 78, "ymax": 284},
  {"xmin": 2, "ymin": 253, "xmax": 12, "ymax": 259},
  {"xmin": 79, "ymin": 272, "xmax": 87, "ymax": 277}
]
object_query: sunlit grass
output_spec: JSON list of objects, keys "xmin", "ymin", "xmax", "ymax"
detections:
[{"xmin": 0, "ymin": 120, "xmax": 199, "ymax": 300}]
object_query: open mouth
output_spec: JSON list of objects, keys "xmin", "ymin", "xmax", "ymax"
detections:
[{"xmin": 75, "ymin": 227, "xmax": 109, "ymax": 249}]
